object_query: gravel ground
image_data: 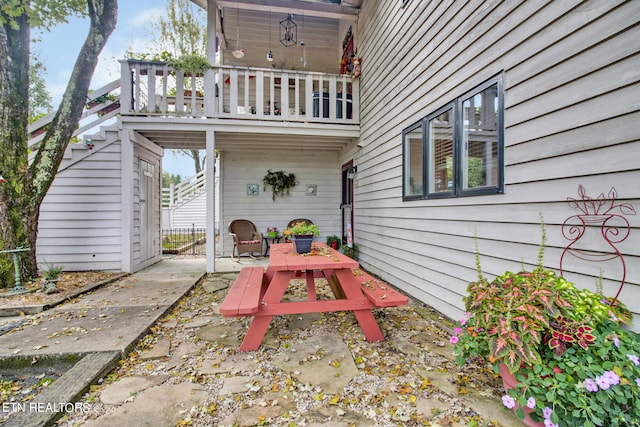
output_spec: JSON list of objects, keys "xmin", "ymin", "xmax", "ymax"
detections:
[{"xmin": 43, "ymin": 273, "xmax": 509, "ymax": 427}]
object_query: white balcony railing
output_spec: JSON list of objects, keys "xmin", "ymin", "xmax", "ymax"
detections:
[{"xmin": 120, "ymin": 60, "xmax": 359, "ymax": 124}]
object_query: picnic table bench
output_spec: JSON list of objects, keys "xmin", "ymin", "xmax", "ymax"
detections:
[
  {"xmin": 219, "ymin": 266, "xmax": 265, "ymax": 316},
  {"xmin": 220, "ymin": 243, "xmax": 409, "ymax": 351},
  {"xmin": 352, "ymin": 269, "xmax": 408, "ymax": 307}
]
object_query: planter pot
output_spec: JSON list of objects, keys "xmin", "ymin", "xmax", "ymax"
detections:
[
  {"xmin": 293, "ymin": 235, "xmax": 314, "ymax": 254},
  {"xmin": 329, "ymin": 241, "xmax": 339, "ymax": 250},
  {"xmin": 499, "ymin": 364, "xmax": 543, "ymax": 427},
  {"xmin": 267, "ymin": 232, "xmax": 278, "ymax": 238},
  {"xmin": 43, "ymin": 279, "xmax": 61, "ymax": 294}
]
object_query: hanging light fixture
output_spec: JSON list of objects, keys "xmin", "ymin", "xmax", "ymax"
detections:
[
  {"xmin": 267, "ymin": 11, "xmax": 274, "ymax": 61},
  {"xmin": 299, "ymin": 13, "xmax": 307, "ymax": 67},
  {"xmin": 232, "ymin": 7, "xmax": 245, "ymax": 58},
  {"xmin": 280, "ymin": 14, "xmax": 297, "ymax": 47}
]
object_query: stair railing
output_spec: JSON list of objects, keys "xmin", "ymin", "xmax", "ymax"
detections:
[
  {"xmin": 28, "ymin": 79, "xmax": 122, "ymax": 159},
  {"xmin": 162, "ymin": 170, "xmax": 206, "ymax": 208}
]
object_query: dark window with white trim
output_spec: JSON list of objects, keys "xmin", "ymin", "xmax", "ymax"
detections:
[{"xmin": 403, "ymin": 73, "xmax": 504, "ymax": 199}]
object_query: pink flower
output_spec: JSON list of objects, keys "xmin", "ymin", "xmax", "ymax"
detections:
[
  {"xmin": 502, "ymin": 395, "xmax": 516, "ymax": 409},
  {"xmin": 613, "ymin": 335, "xmax": 620, "ymax": 348},
  {"xmin": 450, "ymin": 336, "xmax": 459, "ymax": 344},
  {"xmin": 460, "ymin": 312, "xmax": 471, "ymax": 326},
  {"xmin": 595, "ymin": 374, "xmax": 611, "ymax": 390},
  {"xmin": 628, "ymin": 354, "xmax": 640, "ymax": 366},
  {"xmin": 526, "ymin": 397, "xmax": 536, "ymax": 409},
  {"xmin": 454, "ymin": 327, "xmax": 462, "ymax": 334},
  {"xmin": 585, "ymin": 378, "xmax": 598, "ymax": 392},
  {"xmin": 603, "ymin": 370, "xmax": 620, "ymax": 385},
  {"xmin": 636, "ymin": 378, "xmax": 640, "ymax": 387}
]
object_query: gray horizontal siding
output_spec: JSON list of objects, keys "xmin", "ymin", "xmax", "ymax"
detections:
[
  {"xmin": 37, "ymin": 141, "xmax": 123, "ymax": 271},
  {"xmin": 353, "ymin": 0, "xmax": 640, "ymax": 328},
  {"xmin": 221, "ymin": 149, "xmax": 341, "ymax": 256}
]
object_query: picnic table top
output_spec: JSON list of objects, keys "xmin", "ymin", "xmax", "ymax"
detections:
[{"xmin": 268, "ymin": 242, "xmax": 359, "ymax": 271}]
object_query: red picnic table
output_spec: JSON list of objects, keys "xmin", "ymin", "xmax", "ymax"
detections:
[{"xmin": 220, "ymin": 242, "xmax": 408, "ymax": 351}]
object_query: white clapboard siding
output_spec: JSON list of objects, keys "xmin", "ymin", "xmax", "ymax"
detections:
[
  {"xmin": 170, "ymin": 191, "xmax": 207, "ymax": 228},
  {"xmin": 37, "ymin": 138, "xmax": 123, "ymax": 271},
  {"xmin": 350, "ymin": 0, "xmax": 640, "ymax": 329},
  {"xmin": 220, "ymin": 149, "xmax": 341, "ymax": 256}
]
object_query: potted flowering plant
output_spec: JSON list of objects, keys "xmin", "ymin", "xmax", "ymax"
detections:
[
  {"xmin": 282, "ymin": 221, "xmax": 319, "ymax": 254},
  {"xmin": 267, "ymin": 227, "xmax": 278, "ymax": 238},
  {"xmin": 282, "ymin": 221, "xmax": 319, "ymax": 238},
  {"xmin": 453, "ymin": 221, "xmax": 640, "ymax": 427}
]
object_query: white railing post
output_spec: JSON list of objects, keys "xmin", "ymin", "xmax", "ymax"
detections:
[
  {"xmin": 329, "ymin": 75, "xmax": 337, "ymax": 119},
  {"xmin": 269, "ymin": 70, "xmax": 275, "ymax": 115},
  {"xmin": 160, "ymin": 64, "xmax": 169, "ymax": 114},
  {"xmin": 229, "ymin": 68, "xmax": 238, "ymax": 116},
  {"xmin": 351, "ymin": 78, "xmax": 359, "ymax": 122},
  {"xmin": 120, "ymin": 61, "xmax": 132, "ymax": 115},
  {"xmin": 256, "ymin": 69, "xmax": 264, "ymax": 117},
  {"xmin": 148, "ymin": 65, "xmax": 157, "ymax": 113},
  {"xmin": 176, "ymin": 71, "xmax": 185, "ymax": 113},
  {"xmin": 281, "ymin": 72, "xmax": 290, "ymax": 119},
  {"xmin": 294, "ymin": 74, "xmax": 300, "ymax": 118},
  {"xmin": 243, "ymin": 70, "xmax": 250, "ymax": 115},
  {"xmin": 217, "ymin": 67, "xmax": 225, "ymax": 115},
  {"xmin": 204, "ymin": 67, "xmax": 214, "ymax": 117},
  {"xmin": 305, "ymin": 74, "xmax": 313, "ymax": 120}
]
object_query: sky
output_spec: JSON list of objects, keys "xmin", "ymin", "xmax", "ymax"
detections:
[{"xmin": 34, "ymin": 0, "xmax": 196, "ymax": 178}]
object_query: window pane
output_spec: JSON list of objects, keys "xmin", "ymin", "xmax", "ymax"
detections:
[
  {"xmin": 462, "ymin": 83, "xmax": 499, "ymax": 189},
  {"xmin": 404, "ymin": 125, "xmax": 424, "ymax": 197},
  {"xmin": 428, "ymin": 109, "xmax": 453, "ymax": 193}
]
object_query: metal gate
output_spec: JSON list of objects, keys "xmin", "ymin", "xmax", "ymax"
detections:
[{"xmin": 162, "ymin": 226, "xmax": 206, "ymax": 256}]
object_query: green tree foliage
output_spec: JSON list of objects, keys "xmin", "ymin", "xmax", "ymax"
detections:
[
  {"xmin": 29, "ymin": 55, "xmax": 53, "ymax": 117},
  {"xmin": 151, "ymin": 0, "xmax": 206, "ymax": 59},
  {"xmin": 0, "ymin": 0, "xmax": 117, "ymax": 285},
  {"xmin": 162, "ymin": 172, "xmax": 183, "ymax": 188}
]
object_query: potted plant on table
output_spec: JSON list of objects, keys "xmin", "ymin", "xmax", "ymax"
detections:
[
  {"xmin": 452, "ymin": 221, "xmax": 640, "ymax": 427},
  {"xmin": 283, "ymin": 221, "xmax": 319, "ymax": 254},
  {"xmin": 267, "ymin": 227, "xmax": 278, "ymax": 238}
]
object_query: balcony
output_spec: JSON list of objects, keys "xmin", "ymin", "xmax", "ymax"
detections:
[{"xmin": 119, "ymin": 60, "xmax": 359, "ymax": 125}]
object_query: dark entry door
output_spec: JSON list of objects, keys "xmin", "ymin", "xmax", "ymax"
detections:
[{"xmin": 341, "ymin": 162, "xmax": 355, "ymax": 245}]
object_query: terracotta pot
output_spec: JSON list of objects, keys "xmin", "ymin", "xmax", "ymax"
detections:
[{"xmin": 499, "ymin": 364, "xmax": 544, "ymax": 427}]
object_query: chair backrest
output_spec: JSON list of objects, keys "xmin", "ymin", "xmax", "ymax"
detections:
[
  {"xmin": 287, "ymin": 218, "xmax": 314, "ymax": 228},
  {"xmin": 229, "ymin": 219, "xmax": 258, "ymax": 241}
]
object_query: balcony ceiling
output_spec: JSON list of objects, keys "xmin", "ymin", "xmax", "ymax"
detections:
[
  {"xmin": 193, "ymin": 1, "xmax": 361, "ymax": 20},
  {"xmin": 193, "ymin": 0, "xmax": 362, "ymax": 74},
  {"xmin": 135, "ymin": 129, "xmax": 353, "ymax": 152}
]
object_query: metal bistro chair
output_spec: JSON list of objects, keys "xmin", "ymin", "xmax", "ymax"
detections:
[{"xmin": 228, "ymin": 219, "xmax": 264, "ymax": 260}]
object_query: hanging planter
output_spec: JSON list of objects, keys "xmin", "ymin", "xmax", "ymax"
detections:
[{"xmin": 263, "ymin": 170, "xmax": 296, "ymax": 201}]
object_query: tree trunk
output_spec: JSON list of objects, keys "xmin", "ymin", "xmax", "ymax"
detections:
[
  {"xmin": 0, "ymin": 12, "xmax": 31, "ymax": 285},
  {"xmin": 191, "ymin": 149, "xmax": 203, "ymax": 174},
  {"xmin": 0, "ymin": 1, "xmax": 117, "ymax": 286}
]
